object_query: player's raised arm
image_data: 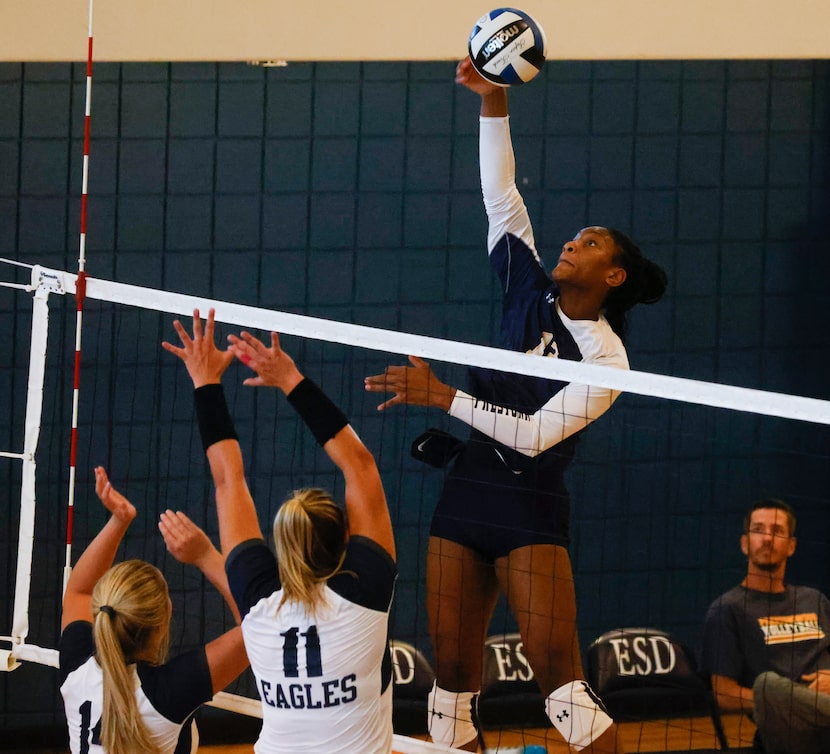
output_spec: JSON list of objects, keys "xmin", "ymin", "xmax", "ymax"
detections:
[
  {"xmin": 61, "ymin": 467, "xmax": 136, "ymax": 630},
  {"xmin": 159, "ymin": 509, "xmax": 242, "ymax": 624},
  {"xmin": 163, "ymin": 308, "xmax": 262, "ymax": 555},
  {"xmin": 229, "ymin": 330, "xmax": 395, "ymax": 559}
]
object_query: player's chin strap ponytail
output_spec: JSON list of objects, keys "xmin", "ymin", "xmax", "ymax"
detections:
[{"xmin": 546, "ymin": 680, "xmax": 614, "ymax": 751}]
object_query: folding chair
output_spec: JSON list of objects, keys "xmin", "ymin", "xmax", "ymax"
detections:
[{"xmin": 585, "ymin": 627, "xmax": 730, "ymax": 750}]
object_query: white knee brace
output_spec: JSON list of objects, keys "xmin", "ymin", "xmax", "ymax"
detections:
[
  {"xmin": 427, "ymin": 682, "xmax": 479, "ymax": 749},
  {"xmin": 546, "ymin": 680, "xmax": 613, "ymax": 751}
]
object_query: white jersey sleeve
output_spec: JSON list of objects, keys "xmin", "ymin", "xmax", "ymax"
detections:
[
  {"xmin": 480, "ymin": 115, "xmax": 539, "ymax": 260},
  {"xmin": 448, "ymin": 312, "xmax": 629, "ymax": 457},
  {"xmin": 449, "ymin": 384, "xmax": 618, "ymax": 458}
]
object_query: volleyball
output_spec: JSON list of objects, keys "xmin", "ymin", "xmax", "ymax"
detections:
[{"xmin": 468, "ymin": 8, "xmax": 547, "ymax": 87}]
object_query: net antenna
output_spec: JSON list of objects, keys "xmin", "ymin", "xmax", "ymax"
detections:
[{"xmin": 63, "ymin": 0, "xmax": 95, "ymax": 597}]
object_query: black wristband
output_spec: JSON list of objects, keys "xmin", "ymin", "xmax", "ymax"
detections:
[
  {"xmin": 286, "ymin": 378, "xmax": 349, "ymax": 446},
  {"xmin": 194, "ymin": 384, "xmax": 238, "ymax": 452}
]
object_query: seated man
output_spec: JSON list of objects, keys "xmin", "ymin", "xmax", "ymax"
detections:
[{"xmin": 701, "ymin": 499, "xmax": 830, "ymax": 753}]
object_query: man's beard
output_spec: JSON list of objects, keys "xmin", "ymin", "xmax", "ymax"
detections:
[{"xmin": 752, "ymin": 557, "xmax": 779, "ymax": 572}]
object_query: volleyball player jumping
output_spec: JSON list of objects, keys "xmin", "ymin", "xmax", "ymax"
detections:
[
  {"xmin": 365, "ymin": 58, "xmax": 667, "ymax": 753},
  {"xmin": 165, "ymin": 309, "xmax": 397, "ymax": 754}
]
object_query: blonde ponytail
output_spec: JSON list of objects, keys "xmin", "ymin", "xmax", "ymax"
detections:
[
  {"xmin": 92, "ymin": 560, "xmax": 171, "ymax": 754},
  {"xmin": 273, "ymin": 488, "xmax": 347, "ymax": 616}
]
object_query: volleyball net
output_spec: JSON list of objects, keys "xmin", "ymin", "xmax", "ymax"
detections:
[{"xmin": 3, "ymin": 259, "xmax": 830, "ymax": 750}]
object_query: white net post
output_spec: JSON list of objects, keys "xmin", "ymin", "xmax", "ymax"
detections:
[{"xmin": 3, "ymin": 267, "xmax": 63, "ymax": 670}]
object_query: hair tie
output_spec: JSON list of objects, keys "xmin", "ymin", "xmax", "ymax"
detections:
[{"xmin": 99, "ymin": 605, "xmax": 116, "ymax": 618}]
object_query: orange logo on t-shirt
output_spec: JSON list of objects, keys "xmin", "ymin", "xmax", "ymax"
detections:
[{"xmin": 758, "ymin": 613, "xmax": 825, "ymax": 644}]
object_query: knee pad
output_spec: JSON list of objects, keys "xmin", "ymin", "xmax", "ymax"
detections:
[
  {"xmin": 546, "ymin": 680, "xmax": 613, "ymax": 751},
  {"xmin": 427, "ymin": 682, "xmax": 479, "ymax": 748}
]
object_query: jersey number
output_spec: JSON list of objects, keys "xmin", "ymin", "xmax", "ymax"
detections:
[
  {"xmin": 78, "ymin": 700, "xmax": 102, "ymax": 753},
  {"xmin": 281, "ymin": 625, "xmax": 323, "ymax": 677}
]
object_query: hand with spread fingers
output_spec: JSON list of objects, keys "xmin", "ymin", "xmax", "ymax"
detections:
[
  {"xmin": 364, "ymin": 355, "xmax": 456, "ymax": 412},
  {"xmin": 162, "ymin": 307, "xmax": 234, "ymax": 388},
  {"xmin": 227, "ymin": 330, "xmax": 303, "ymax": 395}
]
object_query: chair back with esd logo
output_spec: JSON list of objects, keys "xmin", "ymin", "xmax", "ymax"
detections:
[
  {"xmin": 585, "ymin": 627, "xmax": 729, "ymax": 750},
  {"xmin": 478, "ymin": 633, "xmax": 548, "ymax": 728}
]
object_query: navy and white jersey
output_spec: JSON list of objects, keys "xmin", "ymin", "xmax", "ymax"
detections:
[
  {"xmin": 448, "ymin": 115, "xmax": 628, "ymax": 473},
  {"xmin": 225, "ymin": 535, "xmax": 397, "ymax": 754},
  {"xmin": 59, "ymin": 621, "xmax": 213, "ymax": 754}
]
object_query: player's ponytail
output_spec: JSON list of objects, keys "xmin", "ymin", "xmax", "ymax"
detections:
[
  {"xmin": 273, "ymin": 488, "xmax": 347, "ymax": 615},
  {"xmin": 92, "ymin": 560, "xmax": 170, "ymax": 754},
  {"xmin": 603, "ymin": 228, "xmax": 668, "ymax": 341}
]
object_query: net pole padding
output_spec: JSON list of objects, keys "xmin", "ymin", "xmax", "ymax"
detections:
[
  {"xmin": 207, "ymin": 693, "xmax": 467, "ymax": 754},
  {"xmin": 6, "ymin": 272, "xmax": 56, "ymax": 669},
  {"xmin": 36, "ymin": 265, "xmax": 830, "ymax": 426},
  {"xmin": 3, "ymin": 642, "xmax": 59, "ymax": 669},
  {"xmin": 63, "ymin": 0, "xmax": 94, "ymax": 597}
]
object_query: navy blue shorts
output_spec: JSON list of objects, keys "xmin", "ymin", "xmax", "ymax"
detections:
[{"xmin": 429, "ymin": 441, "xmax": 570, "ymax": 561}]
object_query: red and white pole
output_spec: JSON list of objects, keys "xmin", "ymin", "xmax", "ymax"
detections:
[{"xmin": 63, "ymin": 0, "xmax": 94, "ymax": 594}]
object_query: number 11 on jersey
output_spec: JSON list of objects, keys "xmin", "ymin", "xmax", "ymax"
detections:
[{"xmin": 281, "ymin": 625, "xmax": 322, "ymax": 677}]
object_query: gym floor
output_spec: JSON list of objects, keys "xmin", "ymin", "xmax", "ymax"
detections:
[{"xmin": 23, "ymin": 713, "xmax": 756, "ymax": 753}]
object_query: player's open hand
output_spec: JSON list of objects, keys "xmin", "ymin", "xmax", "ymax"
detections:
[
  {"xmin": 364, "ymin": 356, "xmax": 456, "ymax": 412},
  {"xmin": 455, "ymin": 56, "xmax": 502, "ymax": 97},
  {"xmin": 227, "ymin": 331, "xmax": 303, "ymax": 394},
  {"xmin": 94, "ymin": 466, "xmax": 137, "ymax": 526},
  {"xmin": 159, "ymin": 509, "xmax": 216, "ymax": 568},
  {"xmin": 162, "ymin": 308, "xmax": 234, "ymax": 388}
]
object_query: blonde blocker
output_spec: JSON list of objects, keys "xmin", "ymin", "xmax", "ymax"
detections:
[
  {"xmin": 92, "ymin": 560, "xmax": 171, "ymax": 754},
  {"xmin": 273, "ymin": 488, "xmax": 348, "ymax": 616}
]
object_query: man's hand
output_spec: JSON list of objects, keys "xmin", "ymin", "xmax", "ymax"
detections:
[
  {"xmin": 803, "ymin": 669, "xmax": 830, "ymax": 695},
  {"xmin": 162, "ymin": 308, "xmax": 235, "ymax": 388}
]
